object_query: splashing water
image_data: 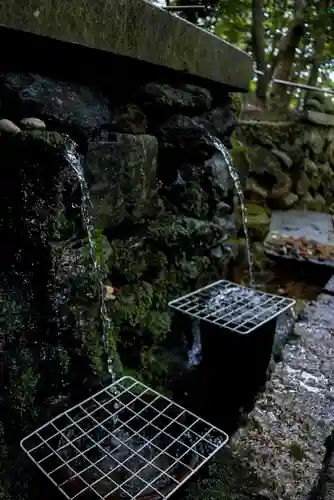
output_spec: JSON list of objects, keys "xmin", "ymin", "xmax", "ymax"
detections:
[
  {"xmin": 187, "ymin": 320, "xmax": 202, "ymax": 368},
  {"xmin": 211, "ymin": 136, "xmax": 255, "ymax": 288},
  {"xmin": 63, "ymin": 139, "xmax": 117, "ymax": 381}
]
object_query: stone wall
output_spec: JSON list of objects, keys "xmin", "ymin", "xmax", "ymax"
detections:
[
  {"xmin": 0, "ymin": 60, "xmax": 242, "ymax": 499},
  {"xmin": 0, "ymin": 0, "xmax": 254, "ymax": 495},
  {"xmin": 234, "ymin": 92, "xmax": 334, "ymax": 212}
]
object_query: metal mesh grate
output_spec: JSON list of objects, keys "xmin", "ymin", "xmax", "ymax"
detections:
[
  {"xmin": 21, "ymin": 376, "xmax": 228, "ymax": 500},
  {"xmin": 168, "ymin": 280, "xmax": 295, "ymax": 335}
]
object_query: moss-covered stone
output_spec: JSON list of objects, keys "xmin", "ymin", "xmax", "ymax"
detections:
[
  {"xmin": 236, "ymin": 120, "xmax": 334, "ymax": 213},
  {"xmin": 0, "ymin": 74, "xmax": 112, "ymax": 145},
  {"xmin": 231, "ymin": 135, "xmax": 250, "ymax": 189},
  {"xmin": 86, "ymin": 134, "xmax": 159, "ymax": 229},
  {"xmin": 238, "ymin": 203, "xmax": 271, "ymax": 241},
  {"xmin": 108, "ymin": 236, "xmax": 153, "ymax": 283},
  {"xmin": 183, "ymin": 448, "xmax": 267, "ymax": 500},
  {"xmin": 106, "ymin": 213, "xmax": 225, "ymax": 380},
  {"xmin": 161, "ymin": 181, "xmax": 210, "ymax": 219},
  {"xmin": 0, "ymin": 129, "xmax": 106, "ymax": 440},
  {"xmin": 147, "ymin": 215, "xmax": 232, "ymax": 253}
]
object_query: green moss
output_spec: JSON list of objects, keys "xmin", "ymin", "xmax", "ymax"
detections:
[
  {"xmin": 113, "ymin": 282, "xmax": 154, "ymax": 328},
  {"xmin": 147, "ymin": 216, "xmax": 228, "ymax": 252},
  {"xmin": 85, "ymin": 331, "xmax": 106, "ymax": 376},
  {"xmin": 237, "ymin": 203, "xmax": 271, "ymax": 241},
  {"xmin": 106, "ymin": 214, "xmax": 227, "ymax": 384},
  {"xmin": 183, "ymin": 448, "xmax": 267, "ymax": 500},
  {"xmin": 23, "ymin": 130, "xmax": 66, "ymax": 147},
  {"xmin": 231, "ymin": 134, "xmax": 249, "ymax": 155},
  {"xmin": 288, "ymin": 441, "xmax": 305, "ymax": 461},
  {"xmin": 108, "ymin": 237, "xmax": 151, "ymax": 283},
  {"xmin": 145, "ymin": 311, "xmax": 171, "ymax": 341},
  {"xmin": 9, "ymin": 367, "xmax": 40, "ymax": 421},
  {"xmin": 0, "ymin": 424, "xmax": 9, "ymax": 500},
  {"xmin": 232, "ymin": 94, "xmax": 242, "ymax": 119},
  {"xmin": 95, "ymin": 228, "xmax": 108, "ymax": 267},
  {"xmin": 162, "ymin": 182, "xmax": 210, "ymax": 219}
]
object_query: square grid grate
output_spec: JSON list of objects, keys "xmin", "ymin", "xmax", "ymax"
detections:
[
  {"xmin": 168, "ymin": 280, "xmax": 295, "ymax": 335},
  {"xmin": 21, "ymin": 376, "xmax": 228, "ymax": 500}
]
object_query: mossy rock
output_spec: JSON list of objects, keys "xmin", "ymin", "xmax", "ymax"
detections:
[
  {"xmin": 304, "ymin": 98, "xmax": 325, "ymax": 113},
  {"xmin": 183, "ymin": 447, "xmax": 267, "ymax": 500},
  {"xmin": 231, "ymin": 94, "xmax": 242, "ymax": 119},
  {"xmin": 231, "ymin": 135, "xmax": 250, "ymax": 189},
  {"xmin": 237, "ymin": 204, "xmax": 271, "ymax": 242},
  {"xmin": 161, "ymin": 181, "xmax": 210, "ymax": 219},
  {"xmin": 147, "ymin": 215, "xmax": 231, "ymax": 253},
  {"xmin": 108, "ymin": 236, "xmax": 155, "ymax": 283}
]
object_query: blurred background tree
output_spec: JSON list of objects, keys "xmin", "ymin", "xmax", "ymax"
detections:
[{"xmin": 162, "ymin": 0, "xmax": 334, "ymax": 113}]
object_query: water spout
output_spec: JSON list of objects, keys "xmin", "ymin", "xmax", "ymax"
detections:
[
  {"xmin": 63, "ymin": 139, "xmax": 118, "ymax": 380},
  {"xmin": 210, "ymin": 136, "xmax": 255, "ymax": 288}
]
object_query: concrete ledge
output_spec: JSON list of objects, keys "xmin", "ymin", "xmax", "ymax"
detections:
[{"xmin": 0, "ymin": 0, "xmax": 252, "ymax": 91}]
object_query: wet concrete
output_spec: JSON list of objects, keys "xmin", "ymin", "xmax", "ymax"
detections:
[{"xmin": 228, "ymin": 291, "xmax": 334, "ymax": 500}]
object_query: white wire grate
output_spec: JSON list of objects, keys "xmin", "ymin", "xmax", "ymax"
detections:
[
  {"xmin": 21, "ymin": 376, "xmax": 229, "ymax": 500},
  {"xmin": 168, "ymin": 280, "xmax": 295, "ymax": 335}
]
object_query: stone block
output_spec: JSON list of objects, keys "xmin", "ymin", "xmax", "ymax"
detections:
[{"xmin": 0, "ymin": 0, "xmax": 252, "ymax": 90}]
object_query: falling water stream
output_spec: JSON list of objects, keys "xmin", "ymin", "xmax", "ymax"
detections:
[
  {"xmin": 27, "ymin": 131, "xmax": 255, "ymax": 497},
  {"xmin": 63, "ymin": 139, "xmax": 117, "ymax": 380},
  {"xmin": 63, "ymin": 133, "xmax": 255, "ymax": 382},
  {"xmin": 60, "ymin": 142, "xmax": 198, "ymax": 492},
  {"xmin": 211, "ymin": 136, "xmax": 255, "ymax": 288}
]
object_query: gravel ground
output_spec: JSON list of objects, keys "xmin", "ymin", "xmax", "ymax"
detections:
[{"xmin": 230, "ymin": 292, "xmax": 334, "ymax": 500}]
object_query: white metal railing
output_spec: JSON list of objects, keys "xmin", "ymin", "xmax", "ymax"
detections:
[{"xmin": 254, "ymin": 69, "xmax": 334, "ymax": 96}]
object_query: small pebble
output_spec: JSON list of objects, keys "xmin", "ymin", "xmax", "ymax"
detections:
[
  {"xmin": 293, "ymin": 324, "xmax": 307, "ymax": 337},
  {"xmin": 103, "ymin": 285, "xmax": 116, "ymax": 301},
  {"xmin": 20, "ymin": 117, "xmax": 46, "ymax": 130},
  {"xmin": 0, "ymin": 118, "xmax": 21, "ymax": 134}
]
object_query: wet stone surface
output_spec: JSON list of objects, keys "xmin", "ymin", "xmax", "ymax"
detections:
[
  {"xmin": 323, "ymin": 275, "xmax": 334, "ymax": 295},
  {"xmin": 230, "ymin": 292, "xmax": 334, "ymax": 500},
  {"xmin": 0, "ymin": 64, "xmax": 242, "ymax": 500},
  {"xmin": 264, "ymin": 210, "xmax": 334, "ymax": 265}
]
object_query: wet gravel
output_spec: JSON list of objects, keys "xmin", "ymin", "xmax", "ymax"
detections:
[{"xmin": 230, "ymin": 292, "xmax": 334, "ymax": 500}]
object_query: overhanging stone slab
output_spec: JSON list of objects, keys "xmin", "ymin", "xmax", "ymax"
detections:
[{"xmin": 0, "ymin": 0, "xmax": 252, "ymax": 91}]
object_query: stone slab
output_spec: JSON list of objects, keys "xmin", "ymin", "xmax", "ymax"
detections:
[
  {"xmin": 306, "ymin": 110, "xmax": 334, "ymax": 126},
  {"xmin": 264, "ymin": 210, "xmax": 334, "ymax": 267},
  {"xmin": 0, "ymin": 0, "xmax": 252, "ymax": 91}
]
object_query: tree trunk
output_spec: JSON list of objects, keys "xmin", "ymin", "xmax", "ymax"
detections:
[
  {"xmin": 268, "ymin": 34, "xmax": 280, "ymax": 81},
  {"xmin": 267, "ymin": 1, "xmax": 306, "ymax": 114},
  {"xmin": 304, "ymin": 0, "xmax": 327, "ymax": 102},
  {"xmin": 251, "ymin": 0, "xmax": 268, "ymax": 106}
]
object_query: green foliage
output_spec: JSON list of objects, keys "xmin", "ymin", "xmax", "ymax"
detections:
[
  {"xmin": 108, "ymin": 237, "xmax": 151, "ymax": 283},
  {"xmin": 171, "ymin": 0, "xmax": 333, "ymax": 110},
  {"xmin": 9, "ymin": 367, "xmax": 40, "ymax": 420}
]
